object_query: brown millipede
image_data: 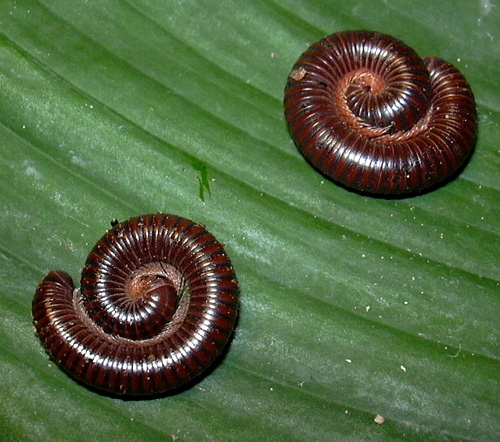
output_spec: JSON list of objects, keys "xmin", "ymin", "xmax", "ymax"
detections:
[
  {"xmin": 284, "ymin": 30, "xmax": 477, "ymax": 195},
  {"xmin": 32, "ymin": 214, "xmax": 239, "ymax": 396}
]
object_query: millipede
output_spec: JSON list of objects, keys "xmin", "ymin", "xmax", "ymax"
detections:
[
  {"xmin": 32, "ymin": 214, "xmax": 239, "ymax": 396},
  {"xmin": 284, "ymin": 30, "xmax": 478, "ymax": 195}
]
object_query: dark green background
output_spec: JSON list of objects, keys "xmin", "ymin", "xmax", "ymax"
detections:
[{"xmin": 0, "ymin": 1, "xmax": 499, "ymax": 441}]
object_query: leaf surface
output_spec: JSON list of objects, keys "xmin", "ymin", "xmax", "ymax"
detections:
[{"xmin": 0, "ymin": 1, "xmax": 499, "ymax": 441}]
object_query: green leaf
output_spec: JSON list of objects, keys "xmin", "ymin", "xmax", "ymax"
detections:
[{"xmin": 1, "ymin": 0, "xmax": 499, "ymax": 441}]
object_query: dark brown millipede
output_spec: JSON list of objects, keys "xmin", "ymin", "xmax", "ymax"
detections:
[
  {"xmin": 32, "ymin": 214, "xmax": 239, "ymax": 396},
  {"xmin": 284, "ymin": 30, "xmax": 478, "ymax": 195}
]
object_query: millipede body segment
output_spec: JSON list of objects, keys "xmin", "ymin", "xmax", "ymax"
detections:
[
  {"xmin": 284, "ymin": 30, "xmax": 477, "ymax": 195},
  {"xmin": 32, "ymin": 214, "xmax": 239, "ymax": 396}
]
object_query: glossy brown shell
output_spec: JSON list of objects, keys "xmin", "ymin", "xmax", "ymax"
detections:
[
  {"xmin": 32, "ymin": 214, "xmax": 239, "ymax": 396},
  {"xmin": 284, "ymin": 30, "xmax": 477, "ymax": 195}
]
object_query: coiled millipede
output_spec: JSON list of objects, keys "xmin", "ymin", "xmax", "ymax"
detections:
[
  {"xmin": 32, "ymin": 214, "xmax": 239, "ymax": 396},
  {"xmin": 284, "ymin": 30, "xmax": 477, "ymax": 195}
]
